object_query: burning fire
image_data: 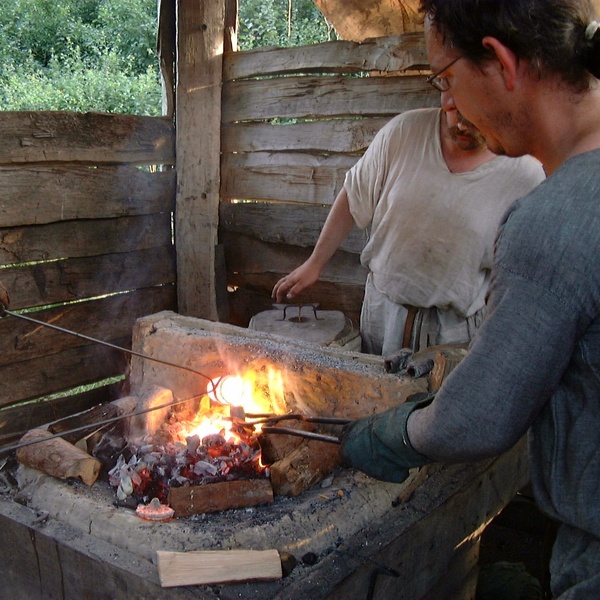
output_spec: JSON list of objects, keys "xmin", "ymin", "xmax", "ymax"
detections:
[{"xmin": 107, "ymin": 369, "xmax": 284, "ymax": 505}]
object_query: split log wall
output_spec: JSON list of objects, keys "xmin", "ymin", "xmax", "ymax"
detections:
[
  {"xmin": 219, "ymin": 32, "xmax": 438, "ymax": 326},
  {"xmin": 0, "ymin": 112, "xmax": 176, "ymax": 441},
  {"xmin": 0, "ymin": 29, "xmax": 436, "ymax": 443}
]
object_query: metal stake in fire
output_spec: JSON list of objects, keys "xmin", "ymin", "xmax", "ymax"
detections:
[{"xmin": 0, "ymin": 305, "xmax": 227, "ymax": 400}]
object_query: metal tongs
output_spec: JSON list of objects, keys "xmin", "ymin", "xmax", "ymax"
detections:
[{"xmin": 246, "ymin": 413, "xmax": 354, "ymax": 445}]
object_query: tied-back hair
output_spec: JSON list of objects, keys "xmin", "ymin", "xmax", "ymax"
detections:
[{"xmin": 420, "ymin": 0, "xmax": 600, "ymax": 92}]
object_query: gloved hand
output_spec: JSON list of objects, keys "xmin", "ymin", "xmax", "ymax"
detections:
[{"xmin": 339, "ymin": 395, "xmax": 434, "ymax": 483}]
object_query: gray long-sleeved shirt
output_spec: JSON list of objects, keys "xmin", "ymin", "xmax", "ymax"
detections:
[{"xmin": 408, "ymin": 149, "xmax": 600, "ymax": 599}]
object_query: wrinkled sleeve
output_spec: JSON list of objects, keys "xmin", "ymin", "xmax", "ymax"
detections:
[
  {"xmin": 408, "ymin": 261, "xmax": 582, "ymax": 462},
  {"xmin": 344, "ymin": 120, "xmax": 393, "ymax": 230}
]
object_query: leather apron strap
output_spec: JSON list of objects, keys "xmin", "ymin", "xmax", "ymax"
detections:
[{"xmin": 402, "ymin": 305, "xmax": 419, "ymax": 349}]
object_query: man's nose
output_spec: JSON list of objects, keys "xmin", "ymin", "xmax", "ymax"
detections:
[{"xmin": 440, "ymin": 89, "xmax": 457, "ymax": 112}]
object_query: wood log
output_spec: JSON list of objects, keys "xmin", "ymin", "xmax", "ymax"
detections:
[
  {"xmin": 429, "ymin": 347, "xmax": 468, "ymax": 392},
  {"xmin": 269, "ymin": 439, "xmax": 342, "ymax": 497},
  {"xmin": 167, "ymin": 479, "xmax": 274, "ymax": 517},
  {"xmin": 156, "ymin": 548, "xmax": 282, "ymax": 587},
  {"xmin": 257, "ymin": 419, "xmax": 317, "ymax": 465},
  {"xmin": 15, "ymin": 428, "xmax": 101, "ymax": 486}
]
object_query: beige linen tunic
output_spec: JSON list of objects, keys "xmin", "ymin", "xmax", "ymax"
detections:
[{"xmin": 345, "ymin": 108, "xmax": 546, "ymax": 354}]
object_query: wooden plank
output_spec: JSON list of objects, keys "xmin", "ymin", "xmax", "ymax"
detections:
[
  {"xmin": 0, "ymin": 497, "xmax": 202, "ymax": 600},
  {"xmin": 0, "ymin": 165, "xmax": 175, "ymax": 227},
  {"xmin": 1, "ymin": 247, "xmax": 176, "ymax": 310},
  {"xmin": 222, "ymin": 74, "xmax": 438, "ymax": 123},
  {"xmin": 220, "ymin": 152, "xmax": 356, "ymax": 204},
  {"xmin": 0, "ymin": 385, "xmax": 114, "ymax": 442},
  {"xmin": 219, "ymin": 201, "xmax": 366, "ymax": 253},
  {"xmin": 0, "ymin": 112, "xmax": 175, "ymax": 166},
  {"xmin": 0, "ymin": 286, "xmax": 176, "ymax": 367},
  {"xmin": 223, "ymin": 33, "xmax": 428, "ymax": 80},
  {"xmin": 278, "ymin": 443, "xmax": 528, "ymax": 600},
  {"xmin": 221, "ymin": 117, "xmax": 391, "ymax": 154},
  {"xmin": 0, "ymin": 338, "xmax": 130, "ymax": 407},
  {"xmin": 221, "ymin": 233, "xmax": 366, "ymax": 286},
  {"xmin": 175, "ymin": 0, "xmax": 225, "ymax": 319},
  {"xmin": 0, "ymin": 213, "xmax": 172, "ymax": 266},
  {"xmin": 156, "ymin": 548, "xmax": 282, "ymax": 587}
]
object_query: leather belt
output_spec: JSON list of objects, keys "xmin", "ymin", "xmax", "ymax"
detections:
[{"xmin": 402, "ymin": 305, "xmax": 419, "ymax": 349}]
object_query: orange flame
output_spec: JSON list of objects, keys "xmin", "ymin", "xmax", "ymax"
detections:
[{"xmin": 180, "ymin": 370, "xmax": 283, "ymax": 444}]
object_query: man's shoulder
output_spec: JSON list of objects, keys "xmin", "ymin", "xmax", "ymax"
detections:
[
  {"xmin": 489, "ymin": 154, "xmax": 546, "ymax": 184},
  {"xmin": 386, "ymin": 107, "xmax": 440, "ymax": 129}
]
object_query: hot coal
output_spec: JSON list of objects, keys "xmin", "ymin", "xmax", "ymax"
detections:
[{"xmin": 105, "ymin": 408, "xmax": 266, "ymax": 504}]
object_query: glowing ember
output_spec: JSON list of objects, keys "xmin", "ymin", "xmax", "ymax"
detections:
[{"xmin": 107, "ymin": 371, "xmax": 278, "ymax": 506}]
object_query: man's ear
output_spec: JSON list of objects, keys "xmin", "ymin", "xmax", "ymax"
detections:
[{"xmin": 481, "ymin": 36, "xmax": 519, "ymax": 91}]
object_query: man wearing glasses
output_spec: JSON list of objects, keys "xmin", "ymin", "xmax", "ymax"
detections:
[
  {"xmin": 341, "ymin": 0, "xmax": 600, "ymax": 596},
  {"xmin": 273, "ymin": 85, "xmax": 544, "ymax": 356}
]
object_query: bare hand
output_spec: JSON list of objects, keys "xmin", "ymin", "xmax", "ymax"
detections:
[{"xmin": 272, "ymin": 261, "xmax": 322, "ymax": 303}]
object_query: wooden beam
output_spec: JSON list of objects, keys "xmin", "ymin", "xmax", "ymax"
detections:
[
  {"xmin": 0, "ymin": 214, "xmax": 172, "ymax": 266},
  {"xmin": 0, "ymin": 112, "xmax": 174, "ymax": 166},
  {"xmin": 222, "ymin": 74, "xmax": 438, "ymax": 123},
  {"xmin": 223, "ymin": 32, "xmax": 428, "ymax": 80},
  {"xmin": 175, "ymin": 0, "xmax": 226, "ymax": 319},
  {"xmin": 0, "ymin": 165, "xmax": 174, "ymax": 227},
  {"xmin": 1, "ymin": 247, "xmax": 175, "ymax": 309}
]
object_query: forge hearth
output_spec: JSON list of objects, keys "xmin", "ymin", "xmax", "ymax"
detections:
[{"xmin": 0, "ymin": 312, "xmax": 529, "ymax": 600}]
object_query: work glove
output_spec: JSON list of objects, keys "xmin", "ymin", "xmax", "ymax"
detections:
[{"xmin": 339, "ymin": 394, "xmax": 434, "ymax": 483}]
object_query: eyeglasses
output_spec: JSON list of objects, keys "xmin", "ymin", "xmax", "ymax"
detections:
[{"xmin": 426, "ymin": 56, "xmax": 463, "ymax": 92}]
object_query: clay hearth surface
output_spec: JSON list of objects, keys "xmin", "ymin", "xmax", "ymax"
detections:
[{"xmin": 15, "ymin": 464, "xmax": 418, "ymax": 565}]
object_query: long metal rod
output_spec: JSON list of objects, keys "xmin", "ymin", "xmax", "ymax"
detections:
[
  {"xmin": 1, "ymin": 307, "xmax": 215, "ymax": 387},
  {"xmin": 260, "ymin": 426, "xmax": 341, "ymax": 444},
  {"xmin": 0, "ymin": 392, "xmax": 202, "ymax": 456}
]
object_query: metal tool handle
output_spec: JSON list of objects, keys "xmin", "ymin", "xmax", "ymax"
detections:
[{"xmin": 261, "ymin": 426, "xmax": 342, "ymax": 444}]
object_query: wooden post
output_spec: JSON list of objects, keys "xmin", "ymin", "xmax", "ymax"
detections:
[{"xmin": 175, "ymin": 0, "xmax": 226, "ymax": 319}]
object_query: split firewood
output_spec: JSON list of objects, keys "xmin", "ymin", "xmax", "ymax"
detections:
[
  {"xmin": 257, "ymin": 418, "xmax": 317, "ymax": 465},
  {"xmin": 15, "ymin": 428, "xmax": 101, "ymax": 486},
  {"xmin": 269, "ymin": 438, "xmax": 342, "ymax": 497},
  {"xmin": 429, "ymin": 347, "xmax": 468, "ymax": 392},
  {"xmin": 0, "ymin": 280, "xmax": 9, "ymax": 309},
  {"xmin": 156, "ymin": 548, "xmax": 283, "ymax": 587},
  {"xmin": 168, "ymin": 478, "xmax": 274, "ymax": 517}
]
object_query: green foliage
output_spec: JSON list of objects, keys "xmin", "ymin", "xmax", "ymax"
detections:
[
  {"xmin": 0, "ymin": 0, "xmax": 160, "ymax": 114},
  {"xmin": 238, "ymin": 0, "xmax": 337, "ymax": 50},
  {"xmin": 0, "ymin": 0, "xmax": 335, "ymax": 114}
]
